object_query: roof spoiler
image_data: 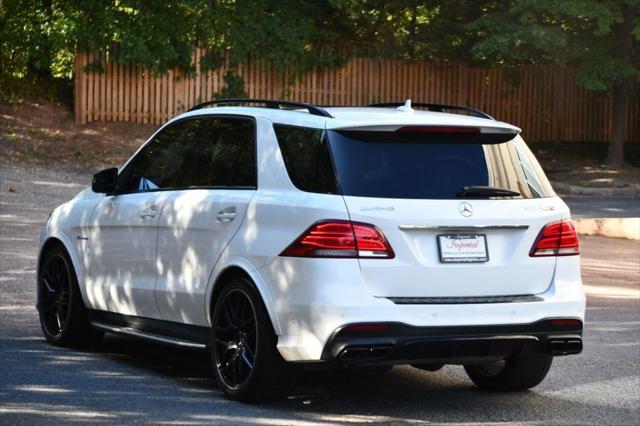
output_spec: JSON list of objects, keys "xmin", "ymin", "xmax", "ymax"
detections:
[{"xmin": 332, "ymin": 125, "xmax": 520, "ymax": 144}]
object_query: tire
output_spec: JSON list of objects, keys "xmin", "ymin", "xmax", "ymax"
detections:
[
  {"xmin": 210, "ymin": 276, "xmax": 292, "ymax": 402},
  {"xmin": 37, "ymin": 244, "xmax": 103, "ymax": 347},
  {"xmin": 464, "ymin": 355, "xmax": 553, "ymax": 391}
]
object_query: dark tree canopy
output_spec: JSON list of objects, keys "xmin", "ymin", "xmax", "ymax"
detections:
[
  {"xmin": 1, "ymin": 0, "xmax": 638, "ymax": 163},
  {"xmin": 466, "ymin": 0, "xmax": 640, "ymax": 165}
]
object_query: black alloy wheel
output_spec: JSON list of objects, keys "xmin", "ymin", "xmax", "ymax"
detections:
[
  {"xmin": 37, "ymin": 245, "xmax": 103, "ymax": 346},
  {"xmin": 212, "ymin": 288, "xmax": 258, "ymax": 389},
  {"xmin": 210, "ymin": 277, "xmax": 293, "ymax": 402},
  {"xmin": 38, "ymin": 253, "xmax": 72, "ymax": 338}
]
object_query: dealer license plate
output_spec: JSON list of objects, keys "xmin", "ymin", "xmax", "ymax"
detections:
[{"xmin": 437, "ymin": 234, "xmax": 489, "ymax": 263}]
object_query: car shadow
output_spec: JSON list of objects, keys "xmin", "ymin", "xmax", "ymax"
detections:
[{"xmin": 3, "ymin": 328, "xmax": 635, "ymax": 424}]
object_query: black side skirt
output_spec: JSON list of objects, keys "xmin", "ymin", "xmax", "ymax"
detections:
[{"xmin": 87, "ymin": 309, "xmax": 210, "ymax": 346}]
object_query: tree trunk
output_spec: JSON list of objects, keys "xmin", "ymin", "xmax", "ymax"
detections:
[
  {"xmin": 605, "ymin": 79, "xmax": 630, "ymax": 167},
  {"xmin": 605, "ymin": 1, "xmax": 635, "ymax": 167}
]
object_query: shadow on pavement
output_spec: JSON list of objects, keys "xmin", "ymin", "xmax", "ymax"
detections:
[{"xmin": 2, "ymin": 321, "xmax": 638, "ymax": 424}]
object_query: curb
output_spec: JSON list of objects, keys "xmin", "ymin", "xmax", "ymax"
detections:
[
  {"xmin": 573, "ymin": 218, "xmax": 640, "ymax": 240},
  {"xmin": 552, "ymin": 181, "xmax": 640, "ymax": 197}
]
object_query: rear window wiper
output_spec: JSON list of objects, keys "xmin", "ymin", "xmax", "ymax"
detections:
[{"xmin": 457, "ymin": 186, "xmax": 521, "ymax": 198}]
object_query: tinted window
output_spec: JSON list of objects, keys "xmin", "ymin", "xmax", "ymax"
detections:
[
  {"xmin": 327, "ymin": 130, "xmax": 554, "ymax": 199},
  {"xmin": 118, "ymin": 118, "xmax": 204, "ymax": 192},
  {"xmin": 118, "ymin": 116, "xmax": 256, "ymax": 193},
  {"xmin": 186, "ymin": 117, "xmax": 256, "ymax": 187},
  {"xmin": 512, "ymin": 137, "xmax": 555, "ymax": 197},
  {"xmin": 274, "ymin": 124, "xmax": 338, "ymax": 194}
]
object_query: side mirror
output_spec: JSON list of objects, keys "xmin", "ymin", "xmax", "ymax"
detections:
[{"xmin": 92, "ymin": 168, "xmax": 118, "ymax": 195}]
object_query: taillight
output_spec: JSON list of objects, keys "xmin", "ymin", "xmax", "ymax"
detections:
[
  {"xmin": 530, "ymin": 220, "xmax": 580, "ymax": 257},
  {"xmin": 280, "ymin": 220, "xmax": 394, "ymax": 259}
]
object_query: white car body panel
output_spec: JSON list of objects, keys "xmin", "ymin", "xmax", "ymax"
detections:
[
  {"xmin": 344, "ymin": 196, "xmax": 563, "ymax": 297},
  {"xmin": 84, "ymin": 191, "xmax": 171, "ymax": 317},
  {"xmin": 155, "ymin": 188, "xmax": 254, "ymax": 325},
  {"xmin": 38, "ymin": 105, "xmax": 585, "ymax": 363}
]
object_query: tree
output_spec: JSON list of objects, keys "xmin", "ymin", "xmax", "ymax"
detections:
[
  {"xmin": 0, "ymin": 0, "xmax": 206, "ymax": 90},
  {"xmin": 466, "ymin": 0, "xmax": 640, "ymax": 166},
  {"xmin": 1, "ymin": 0, "xmax": 355, "ymax": 99},
  {"xmin": 342, "ymin": 0, "xmax": 491, "ymax": 61},
  {"xmin": 1, "ymin": 0, "xmax": 637, "ymax": 165}
]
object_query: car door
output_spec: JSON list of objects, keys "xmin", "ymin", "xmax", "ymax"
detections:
[
  {"xmin": 84, "ymin": 118, "xmax": 206, "ymax": 318},
  {"xmin": 154, "ymin": 116, "xmax": 257, "ymax": 325}
]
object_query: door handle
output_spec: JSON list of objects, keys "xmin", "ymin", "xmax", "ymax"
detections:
[
  {"xmin": 216, "ymin": 207, "xmax": 237, "ymax": 223},
  {"xmin": 140, "ymin": 209, "xmax": 158, "ymax": 219}
]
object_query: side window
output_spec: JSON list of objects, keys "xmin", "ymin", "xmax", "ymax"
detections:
[
  {"xmin": 118, "ymin": 118, "xmax": 204, "ymax": 192},
  {"xmin": 187, "ymin": 117, "xmax": 257, "ymax": 188},
  {"xmin": 273, "ymin": 124, "xmax": 338, "ymax": 194},
  {"xmin": 512, "ymin": 136, "xmax": 555, "ymax": 198}
]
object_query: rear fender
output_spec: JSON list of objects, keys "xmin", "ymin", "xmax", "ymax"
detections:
[{"xmin": 205, "ymin": 256, "xmax": 282, "ymax": 335}]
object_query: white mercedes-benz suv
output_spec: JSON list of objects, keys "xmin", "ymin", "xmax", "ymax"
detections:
[{"xmin": 37, "ymin": 99, "xmax": 585, "ymax": 401}]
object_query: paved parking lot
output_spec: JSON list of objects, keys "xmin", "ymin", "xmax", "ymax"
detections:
[
  {"xmin": 1, "ymin": 164, "xmax": 639, "ymax": 424},
  {"xmin": 563, "ymin": 196, "xmax": 640, "ymax": 218}
]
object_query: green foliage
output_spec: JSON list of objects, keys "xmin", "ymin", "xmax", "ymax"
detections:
[
  {"xmin": 227, "ymin": 0, "xmax": 353, "ymax": 73},
  {"xmin": 343, "ymin": 0, "xmax": 491, "ymax": 61},
  {"xmin": 1, "ymin": 0, "xmax": 637, "ymax": 99},
  {"xmin": 0, "ymin": 0, "xmax": 355, "ymax": 100},
  {"xmin": 200, "ymin": 49, "xmax": 225, "ymax": 72},
  {"xmin": 214, "ymin": 69, "xmax": 248, "ymax": 99},
  {"xmin": 467, "ymin": 0, "xmax": 640, "ymax": 92}
]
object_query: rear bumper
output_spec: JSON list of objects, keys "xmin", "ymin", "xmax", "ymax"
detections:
[
  {"xmin": 258, "ymin": 256, "xmax": 585, "ymax": 362},
  {"xmin": 321, "ymin": 319, "xmax": 583, "ymax": 366}
]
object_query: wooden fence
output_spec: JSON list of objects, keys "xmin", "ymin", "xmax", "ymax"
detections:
[{"xmin": 74, "ymin": 50, "xmax": 640, "ymax": 142}]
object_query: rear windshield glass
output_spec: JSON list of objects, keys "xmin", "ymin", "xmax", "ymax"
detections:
[{"xmin": 327, "ymin": 130, "xmax": 554, "ymax": 199}]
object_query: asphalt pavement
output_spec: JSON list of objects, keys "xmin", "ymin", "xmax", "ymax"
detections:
[
  {"xmin": 1, "ymin": 164, "xmax": 639, "ymax": 425},
  {"xmin": 562, "ymin": 196, "xmax": 640, "ymax": 218}
]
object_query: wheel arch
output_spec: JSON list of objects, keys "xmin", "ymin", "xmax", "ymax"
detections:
[
  {"xmin": 206, "ymin": 260, "xmax": 282, "ymax": 336},
  {"xmin": 38, "ymin": 234, "xmax": 90, "ymax": 307}
]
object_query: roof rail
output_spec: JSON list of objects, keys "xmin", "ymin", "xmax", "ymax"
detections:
[
  {"xmin": 188, "ymin": 98, "xmax": 333, "ymax": 118},
  {"xmin": 368, "ymin": 102, "xmax": 494, "ymax": 120}
]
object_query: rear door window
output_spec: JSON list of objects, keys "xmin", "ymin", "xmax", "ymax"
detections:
[
  {"xmin": 327, "ymin": 130, "xmax": 554, "ymax": 199},
  {"xmin": 187, "ymin": 117, "xmax": 257, "ymax": 188}
]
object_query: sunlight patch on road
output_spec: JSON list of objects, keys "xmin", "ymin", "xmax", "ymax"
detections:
[
  {"xmin": 14, "ymin": 385, "xmax": 73, "ymax": 394},
  {"xmin": 582, "ymin": 257, "xmax": 640, "ymax": 274},
  {"xmin": 0, "ymin": 305, "xmax": 33, "ymax": 311},
  {"xmin": 0, "ymin": 404, "xmax": 117, "ymax": 419},
  {"xmin": 1, "ymin": 269, "xmax": 37, "ymax": 275},
  {"xmin": 31, "ymin": 180, "xmax": 84, "ymax": 188},
  {"xmin": 583, "ymin": 284, "xmax": 640, "ymax": 299},
  {"xmin": 187, "ymin": 413, "xmax": 432, "ymax": 425}
]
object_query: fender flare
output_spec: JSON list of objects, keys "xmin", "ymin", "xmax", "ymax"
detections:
[{"xmin": 205, "ymin": 257, "xmax": 282, "ymax": 336}]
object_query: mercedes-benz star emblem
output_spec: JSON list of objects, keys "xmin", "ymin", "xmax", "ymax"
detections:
[{"xmin": 458, "ymin": 202, "xmax": 473, "ymax": 217}]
